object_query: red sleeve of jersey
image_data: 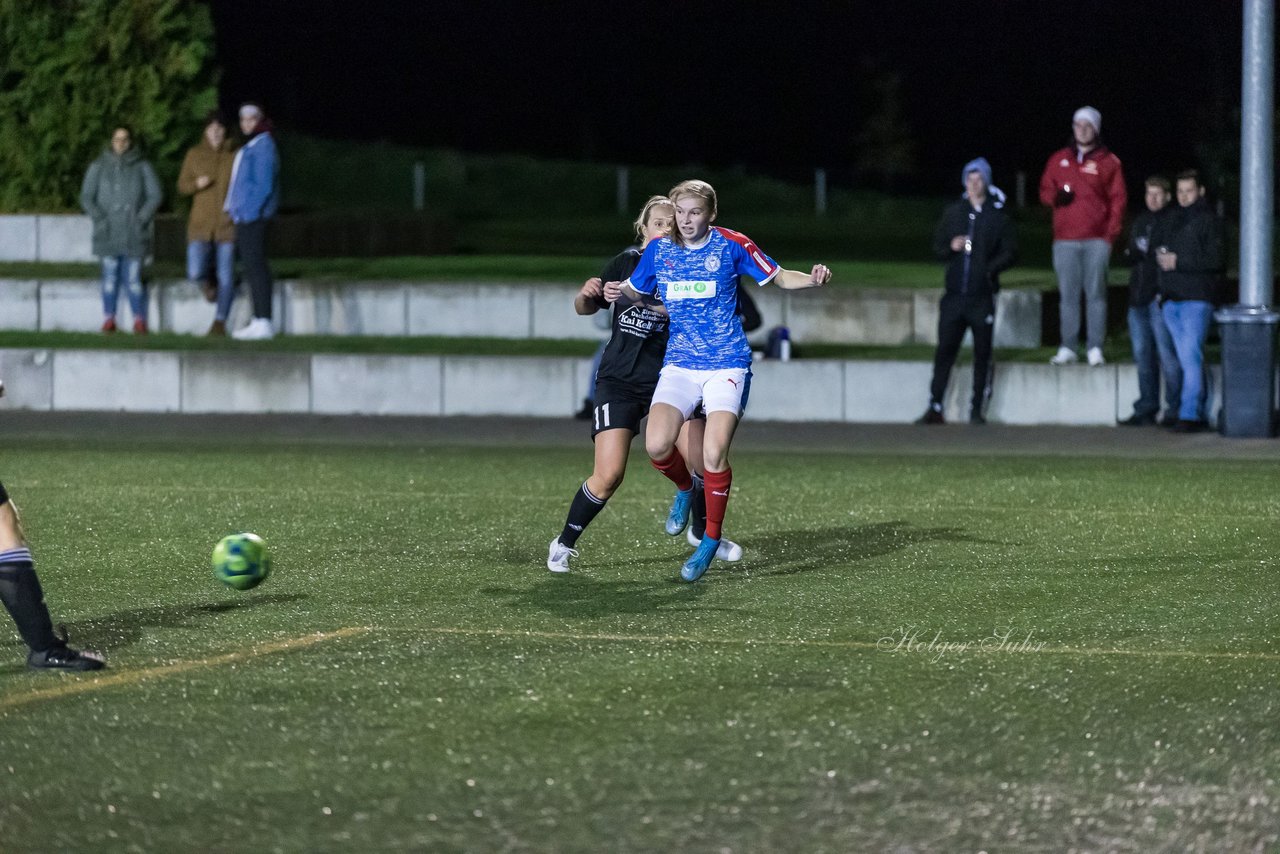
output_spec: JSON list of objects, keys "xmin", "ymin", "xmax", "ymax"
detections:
[
  {"xmin": 1104, "ymin": 154, "xmax": 1128, "ymax": 244},
  {"xmin": 1038, "ymin": 150, "xmax": 1062, "ymax": 207},
  {"xmin": 715, "ymin": 226, "xmax": 779, "ymax": 280}
]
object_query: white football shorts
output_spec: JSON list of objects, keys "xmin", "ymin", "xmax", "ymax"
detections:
[{"xmin": 651, "ymin": 365, "xmax": 752, "ymax": 419}]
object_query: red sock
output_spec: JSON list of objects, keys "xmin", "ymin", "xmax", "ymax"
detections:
[
  {"xmin": 651, "ymin": 449, "xmax": 693, "ymax": 492},
  {"xmin": 703, "ymin": 467, "xmax": 732, "ymax": 540}
]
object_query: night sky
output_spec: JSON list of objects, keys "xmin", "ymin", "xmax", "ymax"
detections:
[{"xmin": 209, "ymin": 0, "xmax": 1249, "ymax": 195}]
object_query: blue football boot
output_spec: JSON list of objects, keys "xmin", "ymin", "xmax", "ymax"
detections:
[
  {"xmin": 681, "ymin": 536, "xmax": 720, "ymax": 582},
  {"xmin": 665, "ymin": 487, "xmax": 694, "ymax": 536}
]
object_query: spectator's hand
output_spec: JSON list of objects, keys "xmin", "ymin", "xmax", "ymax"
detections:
[
  {"xmin": 809, "ymin": 264, "xmax": 832, "ymax": 286},
  {"xmin": 1054, "ymin": 186, "xmax": 1075, "ymax": 207},
  {"xmin": 950, "ymin": 235, "xmax": 966, "ymax": 252},
  {"xmin": 579, "ymin": 277, "xmax": 603, "ymax": 301},
  {"xmin": 603, "ymin": 281, "xmax": 625, "ymax": 303},
  {"xmin": 195, "ymin": 175, "xmax": 212, "ymax": 190},
  {"xmin": 1157, "ymin": 249, "xmax": 1177, "ymax": 271}
]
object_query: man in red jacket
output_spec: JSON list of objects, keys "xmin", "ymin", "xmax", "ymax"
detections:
[{"xmin": 1039, "ymin": 106, "xmax": 1128, "ymax": 366}]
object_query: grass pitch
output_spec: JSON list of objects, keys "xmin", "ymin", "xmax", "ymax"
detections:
[{"xmin": 1, "ymin": 423, "xmax": 1278, "ymax": 851}]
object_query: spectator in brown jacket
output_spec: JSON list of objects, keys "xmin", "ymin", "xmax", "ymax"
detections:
[{"xmin": 178, "ymin": 110, "xmax": 237, "ymax": 336}]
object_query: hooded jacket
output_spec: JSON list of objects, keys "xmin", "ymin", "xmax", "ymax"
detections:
[
  {"xmin": 1038, "ymin": 143, "xmax": 1127, "ymax": 243},
  {"xmin": 224, "ymin": 131, "xmax": 279, "ymax": 224},
  {"xmin": 932, "ymin": 194, "xmax": 1017, "ymax": 301},
  {"xmin": 80, "ymin": 147, "xmax": 163, "ymax": 257}
]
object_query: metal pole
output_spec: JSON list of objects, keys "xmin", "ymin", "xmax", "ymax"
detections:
[
  {"xmin": 1240, "ymin": 0, "xmax": 1274, "ymax": 307},
  {"xmin": 1216, "ymin": 0, "xmax": 1278, "ymax": 437},
  {"xmin": 616, "ymin": 166, "xmax": 629, "ymax": 216},
  {"xmin": 814, "ymin": 168, "xmax": 827, "ymax": 215},
  {"xmin": 412, "ymin": 162, "xmax": 425, "ymax": 212}
]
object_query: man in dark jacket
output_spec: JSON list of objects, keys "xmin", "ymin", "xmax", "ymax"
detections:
[
  {"xmin": 1119, "ymin": 175, "xmax": 1180, "ymax": 426},
  {"xmin": 916, "ymin": 158, "xmax": 1017, "ymax": 425},
  {"xmin": 1155, "ymin": 169, "xmax": 1225, "ymax": 432}
]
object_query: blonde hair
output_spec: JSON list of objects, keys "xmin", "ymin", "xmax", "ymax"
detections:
[
  {"xmin": 633, "ymin": 195, "xmax": 674, "ymax": 242},
  {"xmin": 667, "ymin": 180, "xmax": 717, "ymax": 245}
]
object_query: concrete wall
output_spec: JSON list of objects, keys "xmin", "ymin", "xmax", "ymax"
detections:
[
  {"xmin": 0, "ymin": 277, "xmax": 1043, "ymax": 346},
  {"xmin": 0, "ymin": 347, "xmax": 1211, "ymax": 426},
  {"xmin": 0, "ymin": 215, "xmax": 95, "ymax": 262}
]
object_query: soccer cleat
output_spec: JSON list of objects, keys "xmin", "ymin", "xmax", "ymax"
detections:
[
  {"xmin": 27, "ymin": 643, "xmax": 106, "ymax": 672},
  {"xmin": 546, "ymin": 538, "xmax": 578, "ymax": 573},
  {"xmin": 681, "ymin": 536, "xmax": 720, "ymax": 582},
  {"xmin": 665, "ymin": 488, "xmax": 694, "ymax": 536},
  {"xmin": 1049, "ymin": 346, "xmax": 1078, "ymax": 365},
  {"xmin": 686, "ymin": 528, "xmax": 744, "ymax": 562},
  {"xmin": 1086, "ymin": 347, "xmax": 1105, "ymax": 367}
]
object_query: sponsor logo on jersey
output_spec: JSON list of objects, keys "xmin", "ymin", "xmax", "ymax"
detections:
[
  {"xmin": 1082, "ymin": 161, "xmax": 1099, "ymax": 175},
  {"xmin": 704, "ymin": 255, "xmax": 721, "ymax": 273},
  {"xmin": 666, "ymin": 280, "xmax": 717, "ymax": 301}
]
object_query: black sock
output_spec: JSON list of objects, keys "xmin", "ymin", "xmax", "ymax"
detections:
[
  {"xmin": 559, "ymin": 483, "xmax": 607, "ymax": 548},
  {"xmin": 691, "ymin": 472, "xmax": 707, "ymax": 539},
  {"xmin": 0, "ymin": 548, "xmax": 59, "ymax": 653}
]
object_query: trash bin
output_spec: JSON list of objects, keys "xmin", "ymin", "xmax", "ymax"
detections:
[{"xmin": 1214, "ymin": 305, "xmax": 1280, "ymax": 437}]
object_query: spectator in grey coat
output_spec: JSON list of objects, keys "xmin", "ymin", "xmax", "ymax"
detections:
[{"xmin": 80, "ymin": 126, "xmax": 163, "ymax": 334}]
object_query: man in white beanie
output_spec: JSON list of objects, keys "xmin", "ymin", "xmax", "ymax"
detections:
[{"xmin": 1038, "ymin": 106, "xmax": 1127, "ymax": 366}]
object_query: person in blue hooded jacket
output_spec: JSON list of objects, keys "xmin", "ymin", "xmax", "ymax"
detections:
[
  {"xmin": 917, "ymin": 158, "xmax": 1017, "ymax": 425},
  {"xmin": 224, "ymin": 103, "xmax": 280, "ymax": 340}
]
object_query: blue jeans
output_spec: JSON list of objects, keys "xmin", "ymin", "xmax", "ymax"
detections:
[
  {"xmin": 1127, "ymin": 303, "xmax": 1181, "ymax": 420},
  {"xmin": 1161, "ymin": 299, "xmax": 1213, "ymax": 421},
  {"xmin": 187, "ymin": 240, "xmax": 237, "ymax": 322},
  {"xmin": 100, "ymin": 256, "xmax": 144, "ymax": 321}
]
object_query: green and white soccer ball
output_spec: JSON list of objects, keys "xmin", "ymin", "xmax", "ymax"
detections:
[{"xmin": 211, "ymin": 533, "xmax": 272, "ymax": 591}]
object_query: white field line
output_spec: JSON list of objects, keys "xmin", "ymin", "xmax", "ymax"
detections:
[{"xmin": 0, "ymin": 626, "xmax": 371, "ymax": 713}]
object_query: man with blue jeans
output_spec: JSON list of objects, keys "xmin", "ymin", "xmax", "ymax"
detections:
[
  {"xmin": 1120, "ymin": 176, "xmax": 1180, "ymax": 425},
  {"xmin": 1156, "ymin": 170, "xmax": 1224, "ymax": 432},
  {"xmin": 178, "ymin": 111, "xmax": 237, "ymax": 335}
]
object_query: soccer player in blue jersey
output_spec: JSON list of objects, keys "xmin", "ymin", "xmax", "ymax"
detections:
[{"xmin": 607, "ymin": 179, "xmax": 831, "ymax": 581}]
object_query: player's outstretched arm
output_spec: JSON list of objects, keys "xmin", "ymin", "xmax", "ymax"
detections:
[
  {"xmin": 772, "ymin": 264, "xmax": 832, "ymax": 290},
  {"xmin": 574, "ymin": 277, "xmax": 605, "ymax": 315}
]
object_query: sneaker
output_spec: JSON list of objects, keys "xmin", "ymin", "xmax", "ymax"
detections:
[
  {"xmin": 27, "ymin": 642, "xmax": 106, "ymax": 672},
  {"xmin": 133, "ymin": 318, "xmax": 148, "ymax": 335},
  {"xmin": 1118, "ymin": 413, "xmax": 1157, "ymax": 427},
  {"xmin": 1086, "ymin": 347, "xmax": 1105, "ymax": 366},
  {"xmin": 915, "ymin": 405, "xmax": 945, "ymax": 425},
  {"xmin": 1049, "ymin": 346, "xmax": 1078, "ymax": 365},
  {"xmin": 101, "ymin": 317, "xmax": 117, "ymax": 334},
  {"xmin": 687, "ymin": 528, "xmax": 744, "ymax": 562},
  {"xmin": 207, "ymin": 319, "xmax": 227, "ymax": 337},
  {"xmin": 232, "ymin": 318, "xmax": 276, "ymax": 340},
  {"xmin": 546, "ymin": 537, "xmax": 577, "ymax": 573},
  {"xmin": 681, "ymin": 536, "xmax": 720, "ymax": 582},
  {"xmin": 665, "ymin": 488, "xmax": 694, "ymax": 536}
]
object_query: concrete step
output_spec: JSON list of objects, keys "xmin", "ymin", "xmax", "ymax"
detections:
[{"xmin": 0, "ymin": 346, "xmax": 1200, "ymax": 426}]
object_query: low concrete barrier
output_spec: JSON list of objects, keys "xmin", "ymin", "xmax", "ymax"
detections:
[
  {"xmin": 0, "ymin": 347, "xmax": 1210, "ymax": 426},
  {"xmin": 0, "ymin": 215, "xmax": 95, "ymax": 262},
  {"xmin": 1, "ymin": 277, "xmax": 1043, "ymax": 346}
]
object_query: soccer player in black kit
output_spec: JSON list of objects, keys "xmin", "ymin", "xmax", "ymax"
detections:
[
  {"xmin": 0, "ymin": 381, "xmax": 106, "ymax": 670},
  {"xmin": 547, "ymin": 197, "xmax": 743, "ymax": 572}
]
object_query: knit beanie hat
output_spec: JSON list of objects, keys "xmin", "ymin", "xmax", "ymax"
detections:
[{"xmin": 1072, "ymin": 106, "xmax": 1102, "ymax": 134}]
